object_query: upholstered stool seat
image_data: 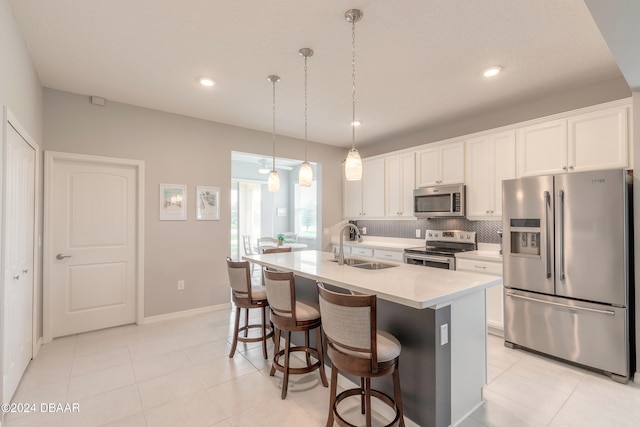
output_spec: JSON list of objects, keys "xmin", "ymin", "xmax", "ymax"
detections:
[
  {"xmin": 264, "ymin": 269, "xmax": 328, "ymax": 399},
  {"xmin": 226, "ymin": 257, "xmax": 274, "ymax": 359},
  {"xmin": 318, "ymin": 282, "xmax": 405, "ymax": 427}
]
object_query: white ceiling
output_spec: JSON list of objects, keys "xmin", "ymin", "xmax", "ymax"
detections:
[{"xmin": 9, "ymin": 0, "xmax": 624, "ymax": 147}]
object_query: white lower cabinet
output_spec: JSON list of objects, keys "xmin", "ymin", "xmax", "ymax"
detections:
[
  {"xmin": 374, "ymin": 248, "xmax": 404, "ymax": 262},
  {"xmin": 350, "ymin": 246, "xmax": 374, "ymax": 258},
  {"xmin": 456, "ymin": 258, "xmax": 503, "ymax": 334}
]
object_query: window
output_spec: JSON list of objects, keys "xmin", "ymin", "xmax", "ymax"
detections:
[{"xmin": 294, "ymin": 180, "xmax": 317, "ymax": 239}]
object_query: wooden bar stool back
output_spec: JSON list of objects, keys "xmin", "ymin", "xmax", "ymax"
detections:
[
  {"xmin": 317, "ymin": 283, "xmax": 405, "ymax": 427},
  {"xmin": 261, "ymin": 247, "xmax": 291, "ymax": 285},
  {"xmin": 226, "ymin": 257, "xmax": 274, "ymax": 359},
  {"xmin": 263, "ymin": 269, "xmax": 328, "ymax": 399},
  {"xmin": 262, "ymin": 247, "xmax": 292, "ymax": 254}
]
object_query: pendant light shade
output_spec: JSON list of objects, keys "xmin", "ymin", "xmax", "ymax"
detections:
[
  {"xmin": 345, "ymin": 148, "xmax": 362, "ymax": 181},
  {"xmin": 344, "ymin": 8, "xmax": 363, "ymax": 181},
  {"xmin": 267, "ymin": 75, "xmax": 280, "ymax": 192},
  {"xmin": 268, "ymin": 170, "xmax": 280, "ymax": 192},
  {"xmin": 299, "ymin": 161, "xmax": 313, "ymax": 186},
  {"xmin": 298, "ymin": 47, "xmax": 314, "ymax": 187}
]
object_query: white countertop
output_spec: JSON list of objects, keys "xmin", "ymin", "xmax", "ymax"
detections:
[
  {"xmin": 456, "ymin": 250, "xmax": 503, "ymax": 262},
  {"xmin": 244, "ymin": 250, "xmax": 501, "ymax": 309}
]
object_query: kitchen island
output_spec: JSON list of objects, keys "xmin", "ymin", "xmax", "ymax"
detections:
[{"xmin": 243, "ymin": 250, "xmax": 502, "ymax": 427}]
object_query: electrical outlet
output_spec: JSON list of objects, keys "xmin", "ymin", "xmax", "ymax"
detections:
[
  {"xmin": 362, "ymin": 227, "xmax": 367, "ymax": 235},
  {"xmin": 440, "ymin": 324, "xmax": 449, "ymax": 346},
  {"xmin": 416, "ymin": 229, "xmax": 421, "ymax": 238},
  {"xmin": 178, "ymin": 280, "xmax": 185, "ymax": 291}
]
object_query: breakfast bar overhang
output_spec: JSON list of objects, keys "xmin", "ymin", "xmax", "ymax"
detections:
[{"xmin": 243, "ymin": 250, "xmax": 502, "ymax": 427}]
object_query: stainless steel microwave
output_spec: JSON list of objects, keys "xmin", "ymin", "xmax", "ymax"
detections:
[{"xmin": 413, "ymin": 184, "xmax": 465, "ymax": 218}]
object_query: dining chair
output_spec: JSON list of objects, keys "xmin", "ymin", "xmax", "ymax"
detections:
[
  {"xmin": 257, "ymin": 236, "xmax": 278, "ymax": 253},
  {"xmin": 242, "ymin": 234, "xmax": 256, "ymax": 275}
]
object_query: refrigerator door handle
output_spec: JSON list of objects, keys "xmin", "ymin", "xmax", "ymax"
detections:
[
  {"xmin": 505, "ymin": 292, "xmax": 616, "ymax": 316},
  {"xmin": 544, "ymin": 191, "xmax": 551, "ymax": 278},
  {"xmin": 558, "ymin": 189, "xmax": 565, "ymax": 281}
]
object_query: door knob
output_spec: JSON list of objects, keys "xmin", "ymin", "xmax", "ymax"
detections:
[{"xmin": 56, "ymin": 253, "xmax": 71, "ymax": 260}]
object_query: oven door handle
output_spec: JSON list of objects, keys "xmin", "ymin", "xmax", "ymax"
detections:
[{"xmin": 404, "ymin": 254, "xmax": 454, "ymax": 265}]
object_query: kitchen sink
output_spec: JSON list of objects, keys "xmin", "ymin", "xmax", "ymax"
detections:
[
  {"xmin": 328, "ymin": 257, "xmax": 369, "ymax": 266},
  {"xmin": 351, "ymin": 262, "xmax": 397, "ymax": 270},
  {"xmin": 328, "ymin": 257, "xmax": 398, "ymax": 270}
]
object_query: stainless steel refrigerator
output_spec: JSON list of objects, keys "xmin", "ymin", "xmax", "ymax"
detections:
[{"xmin": 502, "ymin": 169, "xmax": 632, "ymax": 382}]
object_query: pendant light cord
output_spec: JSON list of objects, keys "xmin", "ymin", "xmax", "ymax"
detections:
[
  {"xmin": 304, "ymin": 54, "xmax": 308, "ymax": 161},
  {"xmin": 272, "ymin": 78, "xmax": 276, "ymax": 171},
  {"xmin": 351, "ymin": 17, "xmax": 357, "ymax": 151}
]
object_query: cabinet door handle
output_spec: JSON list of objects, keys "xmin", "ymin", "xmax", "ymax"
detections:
[
  {"xmin": 562, "ymin": 166, "xmax": 567, "ymax": 171},
  {"xmin": 569, "ymin": 165, "xmax": 574, "ymax": 170},
  {"xmin": 22, "ymin": 269, "xmax": 29, "ymax": 274},
  {"xmin": 14, "ymin": 275, "xmax": 20, "ymax": 280},
  {"xmin": 474, "ymin": 265, "xmax": 487, "ymax": 269}
]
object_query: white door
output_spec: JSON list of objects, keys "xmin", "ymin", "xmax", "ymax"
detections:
[
  {"xmin": 47, "ymin": 154, "xmax": 139, "ymax": 338},
  {"xmin": 3, "ymin": 122, "xmax": 35, "ymax": 403}
]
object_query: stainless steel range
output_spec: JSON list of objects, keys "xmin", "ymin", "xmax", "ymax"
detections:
[{"xmin": 404, "ymin": 230, "xmax": 476, "ymax": 270}]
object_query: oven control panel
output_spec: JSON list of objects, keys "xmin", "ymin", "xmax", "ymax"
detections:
[{"xmin": 425, "ymin": 230, "xmax": 476, "ymax": 243}]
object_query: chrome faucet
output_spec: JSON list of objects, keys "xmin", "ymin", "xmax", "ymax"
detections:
[{"xmin": 338, "ymin": 223, "xmax": 363, "ymax": 265}]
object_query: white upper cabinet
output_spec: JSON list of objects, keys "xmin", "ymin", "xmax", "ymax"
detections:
[
  {"xmin": 416, "ymin": 141, "xmax": 464, "ymax": 187},
  {"xmin": 362, "ymin": 157, "xmax": 385, "ymax": 218},
  {"xmin": 516, "ymin": 119, "xmax": 567, "ymax": 177},
  {"xmin": 343, "ymin": 173, "xmax": 363, "ymax": 218},
  {"xmin": 343, "ymin": 157, "xmax": 385, "ymax": 219},
  {"xmin": 568, "ymin": 106, "xmax": 628, "ymax": 173},
  {"xmin": 517, "ymin": 105, "xmax": 629, "ymax": 177},
  {"xmin": 385, "ymin": 152, "xmax": 415, "ymax": 218},
  {"xmin": 465, "ymin": 131, "xmax": 516, "ymax": 219}
]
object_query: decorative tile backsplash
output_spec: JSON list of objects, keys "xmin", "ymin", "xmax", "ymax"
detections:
[{"xmin": 356, "ymin": 218, "xmax": 503, "ymax": 244}]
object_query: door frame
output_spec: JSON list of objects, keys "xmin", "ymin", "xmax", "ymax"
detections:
[
  {"xmin": 43, "ymin": 151, "xmax": 145, "ymax": 343},
  {"xmin": 1, "ymin": 106, "xmax": 40, "ymax": 404}
]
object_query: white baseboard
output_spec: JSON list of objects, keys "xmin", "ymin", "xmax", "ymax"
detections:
[
  {"xmin": 143, "ymin": 303, "xmax": 231, "ymax": 324},
  {"xmin": 487, "ymin": 323, "xmax": 504, "ymax": 337},
  {"xmin": 32, "ymin": 336, "xmax": 43, "ymax": 359}
]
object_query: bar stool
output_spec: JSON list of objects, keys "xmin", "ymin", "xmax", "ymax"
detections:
[
  {"xmin": 317, "ymin": 282, "xmax": 405, "ymax": 427},
  {"xmin": 263, "ymin": 269, "xmax": 328, "ymax": 399},
  {"xmin": 261, "ymin": 247, "xmax": 291, "ymax": 285},
  {"xmin": 226, "ymin": 257, "xmax": 274, "ymax": 359}
]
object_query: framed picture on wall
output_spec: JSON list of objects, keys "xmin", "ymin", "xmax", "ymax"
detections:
[
  {"xmin": 159, "ymin": 184, "xmax": 187, "ymax": 220},
  {"xmin": 196, "ymin": 186, "xmax": 220, "ymax": 221}
]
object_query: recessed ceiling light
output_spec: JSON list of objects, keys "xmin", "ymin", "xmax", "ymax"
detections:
[
  {"xmin": 199, "ymin": 77, "xmax": 216, "ymax": 87},
  {"xmin": 351, "ymin": 120, "xmax": 361, "ymax": 127},
  {"xmin": 483, "ymin": 66, "xmax": 502, "ymax": 77}
]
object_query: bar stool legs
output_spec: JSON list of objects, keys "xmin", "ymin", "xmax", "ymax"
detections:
[
  {"xmin": 228, "ymin": 305, "xmax": 272, "ymax": 359},
  {"xmin": 269, "ymin": 326, "xmax": 328, "ymax": 399}
]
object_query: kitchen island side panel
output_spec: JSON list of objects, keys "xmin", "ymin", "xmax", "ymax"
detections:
[{"xmin": 294, "ymin": 276, "xmax": 452, "ymax": 427}]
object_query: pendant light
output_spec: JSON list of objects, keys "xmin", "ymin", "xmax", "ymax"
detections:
[
  {"xmin": 298, "ymin": 47, "xmax": 314, "ymax": 187},
  {"xmin": 267, "ymin": 75, "xmax": 281, "ymax": 192},
  {"xmin": 344, "ymin": 8, "xmax": 363, "ymax": 181}
]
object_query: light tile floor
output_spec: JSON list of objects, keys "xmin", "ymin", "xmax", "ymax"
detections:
[{"xmin": 4, "ymin": 307, "xmax": 640, "ymax": 427}]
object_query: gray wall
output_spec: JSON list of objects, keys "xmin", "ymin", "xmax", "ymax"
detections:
[
  {"xmin": 43, "ymin": 88, "xmax": 345, "ymax": 317},
  {"xmin": 633, "ymin": 92, "xmax": 640, "ymax": 381},
  {"xmin": 0, "ymin": 0, "xmax": 43, "ymax": 408}
]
